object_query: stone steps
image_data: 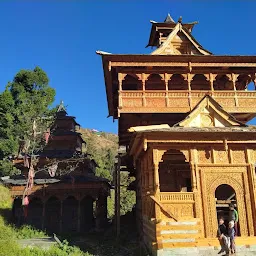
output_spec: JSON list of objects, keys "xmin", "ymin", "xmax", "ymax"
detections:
[
  {"xmin": 156, "ymin": 246, "xmax": 256, "ymax": 256},
  {"xmin": 18, "ymin": 237, "xmax": 57, "ymax": 249},
  {"xmin": 157, "ymin": 219, "xmax": 201, "ymax": 249}
]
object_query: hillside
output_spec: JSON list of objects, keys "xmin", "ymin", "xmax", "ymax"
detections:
[
  {"xmin": 80, "ymin": 128, "xmax": 118, "ymax": 152},
  {"xmin": 80, "ymin": 128, "xmax": 118, "ymax": 180},
  {"xmin": 80, "ymin": 128, "xmax": 135, "ymax": 218}
]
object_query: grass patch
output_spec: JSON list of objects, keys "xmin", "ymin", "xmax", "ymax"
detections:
[{"xmin": 0, "ymin": 185, "xmax": 93, "ymax": 256}]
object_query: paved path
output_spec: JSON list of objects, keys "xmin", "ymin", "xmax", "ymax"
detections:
[{"xmin": 18, "ymin": 237, "xmax": 57, "ymax": 249}]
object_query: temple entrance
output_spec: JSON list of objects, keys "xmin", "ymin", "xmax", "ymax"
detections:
[
  {"xmin": 12, "ymin": 197, "xmax": 23, "ymax": 226},
  {"xmin": 80, "ymin": 196, "xmax": 94, "ymax": 232},
  {"xmin": 45, "ymin": 196, "xmax": 61, "ymax": 234},
  {"xmin": 62, "ymin": 196, "xmax": 78, "ymax": 233},
  {"xmin": 159, "ymin": 149, "xmax": 192, "ymax": 192},
  {"xmin": 215, "ymin": 184, "xmax": 240, "ymax": 236},
  {"xmin": 27, "ymin": 197, "xmax": 43, "ymax": 230}
]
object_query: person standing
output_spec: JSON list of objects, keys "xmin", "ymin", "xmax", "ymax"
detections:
[
  {"xmin": 217, "ymin": 217, "xmax": 229, "ymax": 255},
  {"xmin": 228, "ymin": 220, "xmax": 236, "ymax": 254},
  {"xmin": 229, "ymin": 203, "xmax": 238, "ymax": 235}
]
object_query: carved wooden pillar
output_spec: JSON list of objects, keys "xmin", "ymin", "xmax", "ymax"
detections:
[
  {"xmin": 164, "ymin": 73, "xmax": 171, "ymax": 107},
  {"xmin": 152, "ymin": 149, "xmax": 160, "ymax": 221},
  {"xmin": 153, "ymin": 149, "xmax": 160, "ymax": 194},
  {"xmin": 141, "ymin": 73, "xmax": 146, "ymax": 107},
  {"xmin": 187, "ymin": 74, "xmax": 193, "ymax": 110},
  {"xmin": 230, "ymin": 73, "xmax": 239, "ymax": 106},
  {"xmin": 152, "ymin": 149, "xmax": 166, "ymax": 221},
  {"xmin": 77, "ymin": 199, "xmax": 81, "ymax": 233},
  {"xmin": 59, "ymin": 200, "xmax": 63, "ymax": 233},
  {"xmin": 190, "ymin": 162, "xmax": 197, "ymax": 192},
  {"xmin": 118, "ymin": 73, "xmax": 125, "ymax": 109},
  {"xmin": 42, "ymin": 201, "xmax": 45, "ymax": 230},
  {"xmin": 147, "ymin": 150, "xmax": 153, "ymax": 193},
  {"xmin": 209, "ymin": 73, "xmax": 217, "ymax": 96},
  {"xmin": 189, "ymin": 148, "xmax": 204, "ymax": 237}
]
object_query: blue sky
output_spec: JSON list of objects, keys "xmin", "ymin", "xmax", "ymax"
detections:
[{"xmin": 0, "ymin": 1, "xmax": 256, "ymax": 133}]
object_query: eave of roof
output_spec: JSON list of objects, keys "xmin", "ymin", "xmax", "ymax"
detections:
[
  {"xmin": 132, "ymin": 126, "xmax": 256, "ymax": 133},
  {"xmin": 99, "ymin": 54, "xmax": 256, "ymax": 62},
  {"xmin": 1, "ymin": 174, "xmax": 110, "ymax": 186}
]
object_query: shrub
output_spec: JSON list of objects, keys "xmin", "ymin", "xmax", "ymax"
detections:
[{"xmin": 15, "ymin": 225, "xmax": 46, "ymax": 239}]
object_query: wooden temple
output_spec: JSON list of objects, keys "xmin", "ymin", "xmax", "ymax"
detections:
[
  {"xmin": 2, "ymin": 103, "xmax": 109, "ymax": 234},
  {"xmin": 98, "ymin": 14, "xmax": 256, "ymax": 255}
]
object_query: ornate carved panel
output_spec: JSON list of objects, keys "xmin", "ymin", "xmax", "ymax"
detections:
[
  {"xmin": 200, "ymin": 167, "xmax": 249, "ymax": 238},
  {"xmin": 197, "ymin": 148, "xmax": 212, "ymax": 164},
  {"xmin": 146, "ymin": 98, "xmax": 166, "ymax": 108},
  {"xmin": 160, "ymin": 203, "xmax": 194, "ymax": 220},
  {"xmin": 232, "ymin": 149, "xmax": 246, "ymax": 164},
  {"xmin": 122, "ymin": 98, "xmax": 143, "ymax": 107},
  {"xmin": 214, "ymin": 148, "xmax": 229, "ymax": 164}
]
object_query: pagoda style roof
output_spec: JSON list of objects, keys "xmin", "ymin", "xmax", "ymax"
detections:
[{"xmin": 146, "ymin": 14, "xmax": 211, "ymax": 55}]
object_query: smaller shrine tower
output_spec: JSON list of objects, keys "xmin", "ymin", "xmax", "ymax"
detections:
[
  {"xmin": 3, "ymin": 102, "xmax": 110, "ymax": 234},
  {"xmin": 42, "ymin": 101, "xmax": 86, "ymax": 159}
]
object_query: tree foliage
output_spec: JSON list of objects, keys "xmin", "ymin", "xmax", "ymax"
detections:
[
  {"xmin": 81, "ymin": 129, "xmax": 136, "ymax": 218},
  {"xmin": 0, "ymin": 67, "xmax": 56, "ymax": 176}
]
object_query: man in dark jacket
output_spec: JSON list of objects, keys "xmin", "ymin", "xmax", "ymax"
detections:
[{"xmin": 217, "ymin": 217, "xmax": 229, "ymax": 254}]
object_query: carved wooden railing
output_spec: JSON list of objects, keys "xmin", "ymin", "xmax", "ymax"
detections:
[
  {"xmin": 149, "ymin": 195, "xmax": 179, "ymax": 221},
  {"xmin": 157, "ymin": 192, "xmax": 195, "ymax": 220},
  {"xmin": 159, "ymin": 192, "xmax": 194, "ymax": 202},
  {"xmin": 119, "ymin": 90, "xmax": 256, "ymax": 113}
]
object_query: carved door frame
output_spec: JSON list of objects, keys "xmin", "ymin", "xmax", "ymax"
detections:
[{"xmin": 200, "ymin": 168, "xmax": 249, "ymax": 238}]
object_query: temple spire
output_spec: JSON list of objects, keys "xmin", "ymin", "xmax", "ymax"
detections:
[
  {"xmin": 164, "ymin": 13, "xmax": 175, "ymax": 24},
  {"xmin": 57, "ymin": 100, "xmax": 65, "ymax": 112},
  {"xmin": 147, "ymin": 14, "xmax": 211, "ymax": 55},
  {"xmin": 57, "ymin": 100, "xmax": 67, "ymax": 116}
]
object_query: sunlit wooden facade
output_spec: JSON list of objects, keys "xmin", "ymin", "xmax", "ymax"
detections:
[{"xmin": 98, "ymin": 14, "xmax": 256, "ymax": 255}]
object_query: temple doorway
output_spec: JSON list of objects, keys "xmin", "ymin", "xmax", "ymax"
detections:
[
  {"xmin": 80, "ymin": 196, "xmax": 94, "ymax": 232},
  {"xmin": 45, "ymin": 196, "xmax": 61, "ymax": 234},
  {"xmin": 27, "ymin": 197, "xmax": 43, "ymax": 230},
  {"xmin": 215, "ymin": 184, "xmax": 239, "ymax": 235},
  {"xmin": 159, "ymin": 149, "xmax": 192, "ymax": 192}
]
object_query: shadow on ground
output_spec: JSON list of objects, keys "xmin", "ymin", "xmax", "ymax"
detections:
[
  {"xmin": 60, "ymin": 210, "xmax": 149, "ymax": 256},
  {"xmin": 1, "ymin": 204, "xmax": 149, "ymax": 256}
]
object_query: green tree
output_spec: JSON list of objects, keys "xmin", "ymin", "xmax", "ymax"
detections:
[
  {"xmin": 120, "ymin": 172, "xmax": 136, "ymax": 215},
  {"xmin": 0, "ymin": 67, "xmax": 56, "ymax": 176}
]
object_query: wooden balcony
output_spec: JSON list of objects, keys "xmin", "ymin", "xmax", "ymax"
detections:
[{"xmin": 119, "ymin": 90, "xmax": 256, "ymax": 114}]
